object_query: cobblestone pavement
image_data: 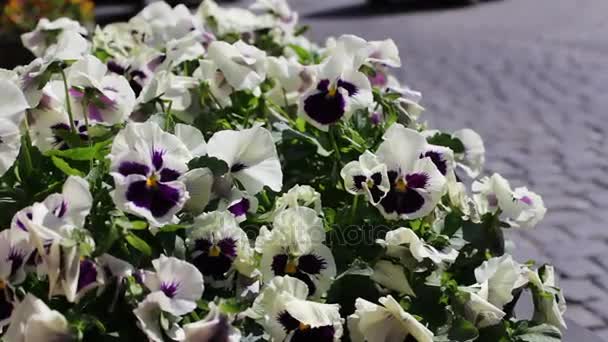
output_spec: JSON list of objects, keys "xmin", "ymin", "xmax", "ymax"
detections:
[{"xmin": 278, "ymin": 0, "xmax": 608, "ymax": 337}]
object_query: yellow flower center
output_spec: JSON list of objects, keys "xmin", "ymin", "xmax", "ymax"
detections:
[
  {"xmin": 366, "ymin": 179, "xmax": 375, "ymax": 189},
  {"xmin": 146, "ymin": 175, "xmax": 158, "ymax": 188},
  {"xmin": 327, "ymin": 86, "xmax": 338, "ymax": 97},
  {"xmin": 209, "ymin": 245, "xmax": 221, "ymax": 257},
  {"xmin": 0, "ymin": 280, "xmax": 5, "ymax": 290},
  {"xmin": 299, "ymin": 322, "xmax": 311, "ymax": 331},
  {"xmin": 284, "ymin": 260, "xmax": 298, "ymax": 274},
  {"xmin": 394, "ymin": 177, "xmax": 408, "ymax": 192}
]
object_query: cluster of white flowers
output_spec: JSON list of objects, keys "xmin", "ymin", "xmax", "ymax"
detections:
[{"xmin": 0, "ymin": 1, "xmax": 563, "ymax": 341}]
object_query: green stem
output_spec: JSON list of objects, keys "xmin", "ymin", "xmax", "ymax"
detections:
[
  {"xmin": 329, "ymin": 126, "xmax": 342, "ymax": 165},
  {"xmin": 350, "ymin": 195, "xmax": 359, "ymax": 222},
  {"xmin": 164, "ymin": 100, "xmax": 174, "ymax": 131},
  {"xmin": 21, "ymin": 115, "xmax": 34, "ymax": 176},
  {"xmin": 59, "ymin": 69, "xmax": 76, "ymax": 133},
  {"xmin": 82, "ymin": 98, "xmax": 94, "ymax": 170},
  {"xmin": 207, "ymin": 90, "xmax": 224, "ymax": 110}
]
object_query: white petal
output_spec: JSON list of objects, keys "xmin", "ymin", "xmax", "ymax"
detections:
[
  {"xmin": 182, "ymin": 168, "xmax": 214, "ymax": 215},
  {"xmin": 0, "ymin": 119, "xmax": 21, "ymax": 176},
  {"xmin": 377, "ymin": 124, "xmax": 427, "ymax": 172},
  {"xmin": 175, "ymin": 124, "xmax": 207, "ymax": 157},
  {"xmin": 207, "ymin": 125, "xmax": 282, "ymax": 194}
]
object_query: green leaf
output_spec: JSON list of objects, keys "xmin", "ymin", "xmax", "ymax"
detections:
[
  {"xmin": 326, "ymin": 274, "xmax": 380, "ymax": 316},
  {"xmin": 293, "ymin": 25, "xmax": 309, "ymax": 36},
  {"xmin": 45, "ymin": 139, "xmax": 112, "ymax": 161},
  {"xmin": 275, "ymin": 122, "xmax": 332, "ymax": 157},
  {"xmin": 130, "ymin": 221, "xmax": 149, "ymax": 230},
  {"xmin": 515, "ymin": 324, "xmax": 562, "ymax": 342},
  {"xmin": 125, "ymin": 233, "xmax": 152, "ymax": 256},
  {"xmin": 51, "ymin": 156, "xmax": 84, "ymax": 177},
  {"xmin": 158, "ymin": 224, "xmax": 187, "ymax": 233},
  {"xmin": 287, "ymin": 44, "xmax": 313, "ymax": 64},
  {"xmin": 188, "ymin": 156, "xmax": 229, "ymax": 176},
  {"xmin": 427, "ymin": 133, "xmax": 466, "ymax": 154},
  {"xmin": 448, "ymin": 318, "xmax": 479, "ymax": 342}
]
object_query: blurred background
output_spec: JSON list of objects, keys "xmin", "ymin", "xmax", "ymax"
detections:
[{"xmin": 2, "ymin": 0, "xmax": 608, "ymax": 338}]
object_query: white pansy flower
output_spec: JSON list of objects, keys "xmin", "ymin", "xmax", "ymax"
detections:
[
  {"xmin": 257, "ymin": 207, "xmax": 336, "ymax": 298},
  {"xmin": 474, "ymin": 255, "xmax": 527, "ymax": 308},
  {"xmin": 183, "ymin": 303, "xmax": 241, "ymax": 341},
  {"xmin": 246, "ymin": 275, "xmax": 343, "ymax": 341},
  {"xmin": 66, "ymin": 55, "xmax": 136, "ymax": 125},
  {"xmin": 207, "ymin": 124, "xmax": 283, "ymax": 195},
  {"xmin": 21, "ymin": 18, "xmax": 87, "ymax": 58},
  {"xmin": 143, "ymin": 255, "xmax": 204, "ymax": 316},
  {"xmin": 161, "ymin": 32, "xmax": 206, "ymax": 70},
  {"xmin": 341, "ymin": 151, "xmax": 390, "ymax": 205},
  {"xmin": 377, "ymin": 227, "xmax": 458, "ymax": 265},
  {"xmin": 199, "ymin": 0, "xmax": 273, "ymax": 36},
  {"xmin": 11, "ymin": 175, "xmax": 93, "ymax": 237},
  {"xmin": 459, "ymin": 282, "xmax": 506, "ymax": 328},
  {"xmin": 134, "ymin": 292, "xmax": 185, "ymax": 342},
  {"xmin": 273, "ymin": 184, "xmax": 322, "ymax": 215},
  {"xmin": 473, "ymin": 173, "xmax": 546, "ymax": 229},
  {"xmin": 193, "ymin": 60, "xmax": 233, "ymax": 108},
  {"xmin": 138, "ymin": 70, "xmax": 198, "ymax": 112},
  {"xmin": 131, "ymin": 2, "xmax": 202, "ymax": 47},
  {"xmin": 3, "ymin": 294, "xmax": 74, "ymax": 342},
  {"xmin": 348, "ymin": 295, "xmax": 433, "ymax": 342},
  {"xmin": 207, "ymin": 40, "xmax": 267, "ymax": 91}
]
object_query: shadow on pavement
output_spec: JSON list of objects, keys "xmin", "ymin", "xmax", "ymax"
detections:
[{"xmin": 304, "ymin": 0, "xmax": 472, "ymax": 19}]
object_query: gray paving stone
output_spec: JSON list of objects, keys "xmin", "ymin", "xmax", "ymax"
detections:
[
  {"xmin": 565, "ymin": 305, "xmax": 605, "ymax": 330},
  {"xmin": 560, "ymin": 279, "xmax": 605, "ymax": 303}
]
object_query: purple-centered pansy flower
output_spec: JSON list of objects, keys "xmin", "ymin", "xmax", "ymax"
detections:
[
  {"xmin": 10, "ymin": 176, "xmax": 92, "ymax": 250},
  {"xmin": 298, "ymin": 50, "xmax": 372, "ymax": 131},
  {"xmin": 109, "ymin": 122, "xmax": 192, "ymax": 226},
  {"xmin": 341, "ymin": 151, "xmax": 390, "ymax": 205},
  {"xmin": 27, "ymin": 81, "xmax": 91, "ymax": 152},
  {"xmin": 245, "ymin": 276, "xmax": 344, "ymax": 342},
  {"xmin": 373, "ymin": 124, "xmax": 447, "ymax": 220},
  {"xmin": 186, "ymin": 211, "xmax": 255, "ymax": 286},
  {"xmin": 257, "ymin": 208, "xmax": 336, "ymax": 298},
  {"xmin": 66, "ymin": 55, "xmax": 136, "ymax": 125},
  {"xmin": 142, "ymin": 255, "xmax": 204, "ymax": 316}
]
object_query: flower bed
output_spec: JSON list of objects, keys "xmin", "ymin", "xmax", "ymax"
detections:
[{"xmin": 0, "ymin": 1, "xmax": 566, "ymax": 341}]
